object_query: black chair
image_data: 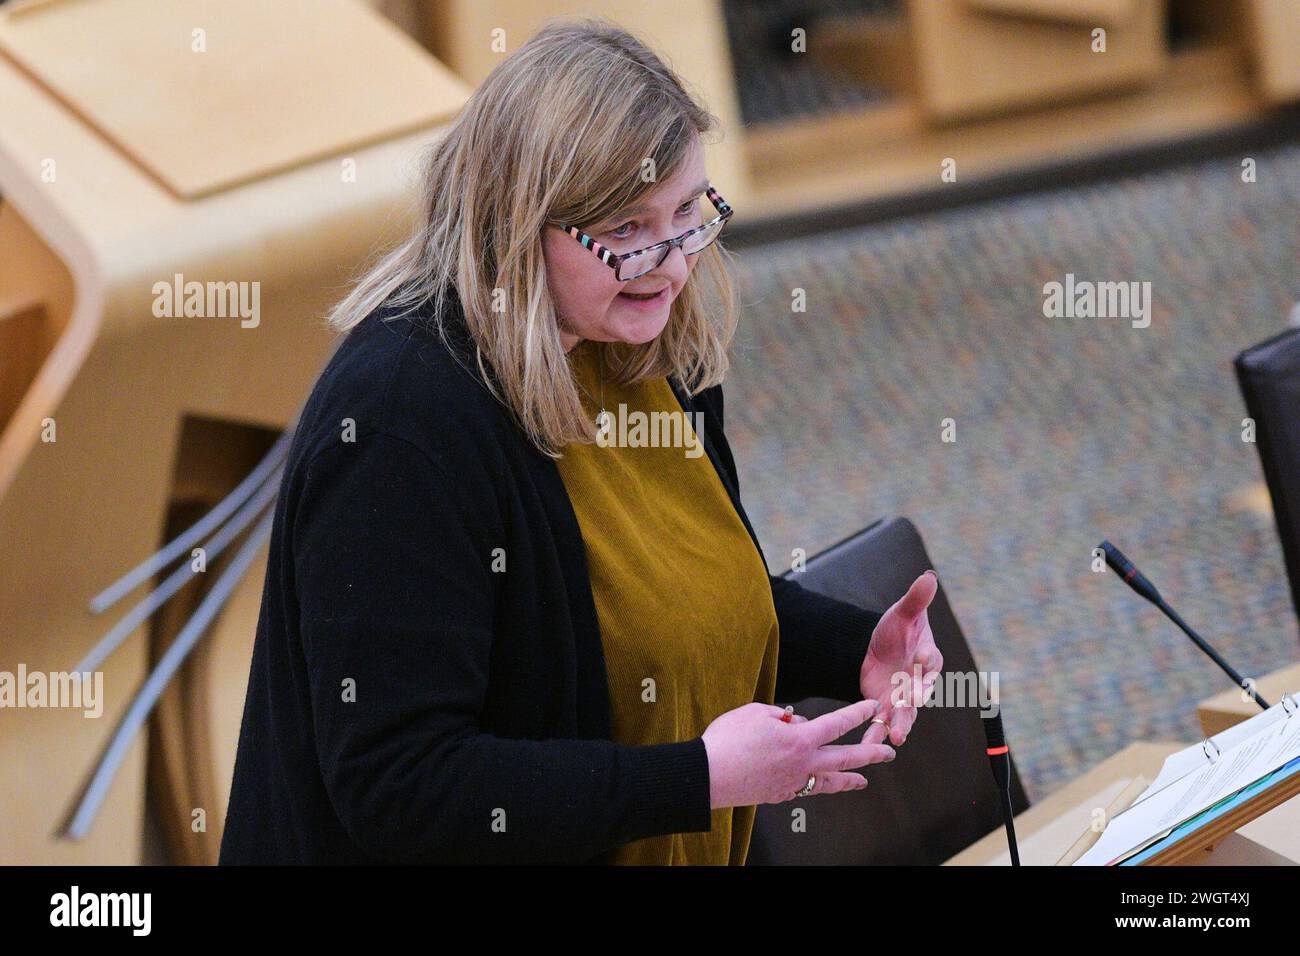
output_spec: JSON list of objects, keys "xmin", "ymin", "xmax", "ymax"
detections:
[
  {"xmin": 1235, "ymin": 326, "xmax": 1300, "ymax": 643},
  {"xmin": 747, "ymin": 516, "xmax": 1029, "ymax": 865}
]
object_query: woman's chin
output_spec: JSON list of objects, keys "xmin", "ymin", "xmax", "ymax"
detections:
[{"xmin": 609, "ymin": 302, "xmax": 672, "ymax": 344}]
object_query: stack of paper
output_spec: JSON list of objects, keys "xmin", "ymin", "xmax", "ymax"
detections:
[{"xmin": 1074, "ymin": 691, "xmax": 1300, "ymax": 865}]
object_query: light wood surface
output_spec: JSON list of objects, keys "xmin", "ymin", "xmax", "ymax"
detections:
[
  {"xmin": 967, "ymin": 0, "xmax": 1139, "ymax": 26},
  {"xmin": 0, "ymin": 0, "xmax": 468, "ymax": 864},
  {"xmin": 1197, "ymin": 661, "xmax": 1300, "ymax": 737},
  {"xmin": 745, "ymin": 43, "xmax": 1262, "ymax": 222},
  {"xmin": 809, "ymin": 13, "xmax": 916, "ymax": 98},
  {"xmin": 950, "ymin": 663, "xmax": 1300, "ymax": 867},
  {"xmin": 945, "ymin": 741, "xmax": 1184, "ymax": 865},
  {"xmin": 1246, "ymin": 0, "xmax": 1300, "ymax": 101},
  {"xmin": 947, "ymin": 739, "xmax": 1300, "ymax": 865},
  {"xmin": 0, "ymin": 0, "xmax": 466, "ymax": 199},
  {"xmin": 907, "ymin": 0, "xmax": 1165, "ymax": 122}
]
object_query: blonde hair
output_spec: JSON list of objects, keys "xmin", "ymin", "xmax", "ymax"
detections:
[{"xmin": 326, "ymin": 16, "xmax": 739, "ymax": 459}]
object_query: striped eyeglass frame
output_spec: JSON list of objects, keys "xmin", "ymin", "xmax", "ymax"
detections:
[{"xmin": 558, "ymin": 185, "xmax": 734, "ymax": 281}]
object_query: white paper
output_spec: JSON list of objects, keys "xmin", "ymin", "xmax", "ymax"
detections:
[
  {"xmin": 1074, "ymin": 690, "xmax": 1300, "ymax": 865},
  {"xmin": 1133, "ymin": 701, "xmax": 1292, "ymax": 801}
]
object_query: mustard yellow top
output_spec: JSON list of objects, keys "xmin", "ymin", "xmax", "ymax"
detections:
[{"xmin": 554, "ymin": 339, "xmax": 780, "ymax": 865}]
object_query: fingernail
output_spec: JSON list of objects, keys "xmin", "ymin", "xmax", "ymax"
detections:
[
  {"xmin": 925, "ymin": 570, "xmax": 937, "ymax": 580},
  {"xmin": 885, "ymin": 750, "xmax": 897, "ymax": 761}
]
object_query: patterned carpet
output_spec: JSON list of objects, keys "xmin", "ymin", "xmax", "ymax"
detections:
[{"xmin": 724, "ymin": 141, "xmax": 1300, "ymax": 803}]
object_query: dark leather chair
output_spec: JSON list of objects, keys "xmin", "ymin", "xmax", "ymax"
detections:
[
  {"xmin": 1235, "ymin": 327, "xmax": 1300, "ymax": 641},
  {"xmin": 747, "ymin": 516, "xmax": 1029, "ymax": 865}
]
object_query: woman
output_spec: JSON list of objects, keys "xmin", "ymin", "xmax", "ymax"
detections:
[{"xmin": 219, "ymin": 17, "xmax": 942, "ymax": 866}]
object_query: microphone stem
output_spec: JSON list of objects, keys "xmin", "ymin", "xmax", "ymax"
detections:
[
  {"xmin": 1157, "ymin": 599, "xmax": 1271, "ymax": 710},
  {"xmin": 998, "ymin": 758, "xmax": 1020, "ymax": 866}
]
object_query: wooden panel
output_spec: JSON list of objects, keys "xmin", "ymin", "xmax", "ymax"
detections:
[
  {"xmin": 0, "ymin": 8, "xmax": 446, "ymax": 861},
  {"xmin": 203, "ymin": 544, "xmax": 268, "ymax": 854},
  {"xmin": 968, "ymin": 0, "xmax": 1138, "ymax": 26},
  {"xmin": 0, "ymin": 303, "xmax": 45, "ymax": 432},
  {"xmin": 148, "ymin": 517, "xmax": 221, "ymax": 869},
  {"xmin": 908, "ymin": 0, "xmax": 1167, "ymax": 121},
  {"xmin": 810, "ymin": 13, "xmax": 916, "ymax": 97},
  {"xmin": 143, "ymin": 418, "xmax": 279, "ymax": 865},
  {"xmin": 1197, "ymin": 662, "xmax": 1300, "ymax": 737},
  {"xmin": 1246, "ymin": 0, "xmax": 1300, "ymax": 102},
  {"xmin": 944, "ymin": 742, "xmax": 1184, "ymax": 864},
  {"xmin": 745, "ymin": 45, "xmax": 1258, "ymax": 222},
  {"xmin": 0, "ymin": 0, "xmax": 469, "ymax": 199}
]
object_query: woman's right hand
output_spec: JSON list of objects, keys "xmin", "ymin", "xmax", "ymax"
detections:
[{"xmin": 700, "ymin": 698, "xmax": 895, "ymax": 809}]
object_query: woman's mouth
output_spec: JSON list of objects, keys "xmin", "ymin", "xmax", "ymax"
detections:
[{"xmin": 617, "ymin": 287, "xmax": 669, "ymax": 308}]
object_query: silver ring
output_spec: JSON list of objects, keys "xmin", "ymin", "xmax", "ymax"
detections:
[{"xmin": 795, "ymin": 773, "xmax": 816, "ymax": 797}]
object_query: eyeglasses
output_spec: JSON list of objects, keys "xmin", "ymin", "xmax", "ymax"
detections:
[{"xmin": 558, "ymin": 185, "xmax": 734, "ymax": 281}]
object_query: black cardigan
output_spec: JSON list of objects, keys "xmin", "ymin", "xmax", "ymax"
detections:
[{"xmin": 218, "ymin": 289, "xmax": 882, "ymax": 865}]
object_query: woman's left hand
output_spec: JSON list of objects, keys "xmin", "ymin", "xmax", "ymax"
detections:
[{"xmin": 857, "ymin": 571, "xmax": 944, "ymax": 748}]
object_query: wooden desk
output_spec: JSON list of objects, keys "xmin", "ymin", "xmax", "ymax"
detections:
[
  {"xmin": 1197, "ymin": 661, "xmax": 1300, "ymax": 738},
  {"xmin": 946, "ymin": 741, "xmax": 1300, "ymax": 865},
  {"xmin": 947, "ymin": 742, "xmax": 1179, "ymax": 865}
]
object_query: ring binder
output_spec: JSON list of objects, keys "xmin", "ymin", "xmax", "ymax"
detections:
[{"xmin": 1070, "ymin": 688, "xmax": 1300, "ymax": 864}]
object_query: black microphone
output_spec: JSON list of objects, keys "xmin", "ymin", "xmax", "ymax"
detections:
[
  {"xmin": 1098, "ymin": 540, "xmax": 1270, "ymax": 710},
  {"xmin": 981, "ymin": 704, "xmax": 1020, "ymax": 865}
]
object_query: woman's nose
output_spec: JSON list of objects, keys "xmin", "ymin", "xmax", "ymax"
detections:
[{"xmin": 651, "ymin": 244, "xmax": 690, "ymax": 282}]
